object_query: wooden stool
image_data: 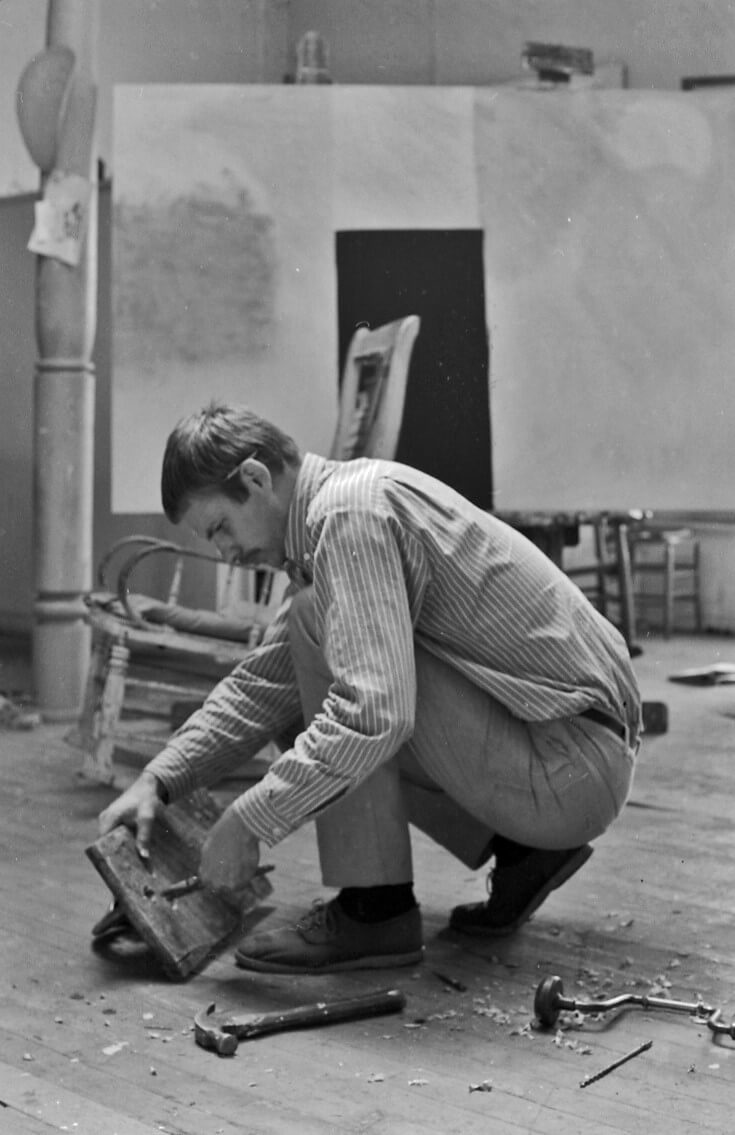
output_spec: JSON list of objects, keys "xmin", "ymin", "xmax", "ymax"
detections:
[{"xmin": 631, "ymin": 528, "xmax": 702, "ymax": 637}]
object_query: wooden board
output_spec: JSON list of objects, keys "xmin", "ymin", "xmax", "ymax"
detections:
[{"xmin": 85, "ymin": 789, "xmax": 272, "ymax": 980}]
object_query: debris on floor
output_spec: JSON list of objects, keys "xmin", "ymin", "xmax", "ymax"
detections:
[
  {"xmin": 102, "ymin": 1041, "xmax": 129, "ymax": 1057},
  {"xmin": 668, "ymin": 663, "xmax": 735, "ymax": 685},
  {"xmin": 0, "ymin": 693, "xmax": 41, "ymax": 730}
]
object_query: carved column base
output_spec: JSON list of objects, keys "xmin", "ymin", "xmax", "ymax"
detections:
[{"xmin": 33, "ymin": 595, "xmax": 91, "ymax": 722}]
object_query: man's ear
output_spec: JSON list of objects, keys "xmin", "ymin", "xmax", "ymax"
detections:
[{"xmin": 239, "ymin": 456, "xmax": 273, "ymax": 493}]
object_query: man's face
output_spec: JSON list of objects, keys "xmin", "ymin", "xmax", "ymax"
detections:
[{"xmin": 181, "ymin": 462, "xmax": 289, "ymax": 571}]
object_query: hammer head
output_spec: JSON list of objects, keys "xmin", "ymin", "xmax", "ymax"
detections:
[{"xmin": 194, "ymin": 1002, "xmax": 239, "ymax": 1057}]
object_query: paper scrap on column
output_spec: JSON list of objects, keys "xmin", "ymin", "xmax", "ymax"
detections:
[{"xmin": 28, "ymin": 171, "xmax": 92, "ymax": 266}]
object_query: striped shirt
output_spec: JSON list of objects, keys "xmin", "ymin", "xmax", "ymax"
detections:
[{"xmin": 146, "ymin": 453, "xmax": 642, "ymax": 846}]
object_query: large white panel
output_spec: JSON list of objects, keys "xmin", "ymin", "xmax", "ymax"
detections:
[
  {"xmin": 334, "ymin": 87, "xmax": 479, "ymax": 229},
  {"xmin": 476, "ymin": 88, "xmax": 735, "ymax": 511}
]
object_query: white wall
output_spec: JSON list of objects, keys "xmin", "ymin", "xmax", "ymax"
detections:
[
  {"xmin": 2, "ymin": 0, "xmax": 735, "ymax": 630},
  {"xmin": 0, "ymin": 0, "xmax": 48, "ymax": 195},
  {"xmin": 0, "ymin": 0, "xmax": 289, "ymax": 195}
]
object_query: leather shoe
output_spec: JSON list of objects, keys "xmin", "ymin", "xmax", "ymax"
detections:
[
  {"xmin": 234, "ymin": 898, "xmax": 424, "ymax": 974},
  {"xmin": 449, "ymin": 844, "xmax": 593, "ymax": 937}
]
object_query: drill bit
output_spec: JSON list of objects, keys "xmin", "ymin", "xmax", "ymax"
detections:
[{"xmin": 580, "ymin": 1039, "xmax": 653, "ymax": 1088}]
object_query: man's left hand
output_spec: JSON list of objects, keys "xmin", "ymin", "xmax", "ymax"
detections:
[{"xmin": 199, "ymin": 806, "xmax": 260, "ymax": 907}]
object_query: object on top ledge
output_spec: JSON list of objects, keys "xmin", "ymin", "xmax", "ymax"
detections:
[
  {"xmin": 522, "ymin": 42, "xmax": 594, "ymax": 83},
  {"xmin": 296, "ymin": 30, "xmax": 333, "ymax": 84}
]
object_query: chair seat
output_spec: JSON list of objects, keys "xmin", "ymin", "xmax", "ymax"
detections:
[
  {"xmin": 631, "ymin": 526, "xmax": 693, "ymax": 547},
  {"xmin": 87, "ymin": 604, "xmax": 258, "ymax": 666},
  {"xmin": 91, "ymin": 591, "xmax": 261, "ymax": 645}
]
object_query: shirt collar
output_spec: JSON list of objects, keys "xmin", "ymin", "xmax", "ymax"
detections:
[{"xmin": 284, "ymin": 452, "xmax": 333, "ymax": 579}]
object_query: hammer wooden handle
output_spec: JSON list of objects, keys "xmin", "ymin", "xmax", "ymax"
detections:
[
  {"xmin": 232, "ymin": 987, "xmax": 406, "ymax": 1039},
  {"xmin": 195, "ymin": 987, "xmax": 406, "ymax": 1055}
]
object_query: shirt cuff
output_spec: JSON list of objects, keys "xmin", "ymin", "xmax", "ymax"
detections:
[
  {"xmin": 145, "ymin": 743, "xmax": 200, "ymax": 803},
  {"xmin": 228, "ymin": 777, "xmax": 294, "ymax": 848}
]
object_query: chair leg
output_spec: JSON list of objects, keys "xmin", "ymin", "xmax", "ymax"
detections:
[
  {"xmin": 596, "ymin": 570, "xmax": 608, "ymax": 618},
  {"xmin": 592, "ymin": 521, "xmax": 608, "ymax": 618},
  {"xmin": 663, "ymin": 542, "xmax": 675, "ymax": 639},
  {"xmin": 614, "ymin": 523, "xmax": 637, "ymax": 651},
  {"xmin": 692, "ymin": 542, "xmax": 703, "ymax": 632},
  {"xmin": 70, "ymin": 626, "xmax": 109, "ymax": 752},
  {"xmin": 82, "ymin": 638, "xmax": 130, "ymax": 785}
]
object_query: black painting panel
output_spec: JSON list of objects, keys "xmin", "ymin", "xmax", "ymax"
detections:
[{"xmin": 336, "ymin": 230, "xmax": 492, "ymax": 508}]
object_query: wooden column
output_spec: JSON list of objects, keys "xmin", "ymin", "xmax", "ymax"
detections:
[{"xmin": 19, "ymin": 0, "xmax": 98, "ymax": 720}]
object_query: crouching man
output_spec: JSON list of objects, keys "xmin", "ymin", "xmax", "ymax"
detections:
[{"xmin": 99, "ymin": 401, "xmax": 641, "ymax": 974}]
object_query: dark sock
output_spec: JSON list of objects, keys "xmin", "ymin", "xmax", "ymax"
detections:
[
  {"xmin": 491, "ymin": 835, "xmax": 535, "ymax": 868},
  {"xmin": 492, "ymin": 836, "xmax": 584, "ymax": 870},
  {"xmin": 337, "ymin": 883, "xmax": 416, "ymax": 923}
]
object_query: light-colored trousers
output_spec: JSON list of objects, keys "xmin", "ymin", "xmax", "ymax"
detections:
[{"xmin": 288, "ymin": 588, "xmax": 636, "ymax": 888}]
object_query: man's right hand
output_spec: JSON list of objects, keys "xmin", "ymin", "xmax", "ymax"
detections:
[{"xmin": 98, "ymin": 770, "xmax": 163, "ymax": 861}]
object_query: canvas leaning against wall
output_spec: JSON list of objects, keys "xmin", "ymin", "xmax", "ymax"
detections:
[{"xmin": 112, "ymin": 84, "xmax": 735, "ymax": 514}]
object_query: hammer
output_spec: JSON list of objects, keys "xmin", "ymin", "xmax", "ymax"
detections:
[{"xmin": 194, "ymin": 987, "xmax": 406, "ymax": 1056}]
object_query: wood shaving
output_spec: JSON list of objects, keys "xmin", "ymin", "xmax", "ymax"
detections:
[
  {"xmin": 472, "ymin": 1001, "xmax": 511, "ymax": 1025},
  {"xmin": 554, "ymin": 1031, "xmax": 592, "ymax": 1054},
  {"xmin": 102, "ymin": 1041, "xmax": 129, "ymax": 1056}
]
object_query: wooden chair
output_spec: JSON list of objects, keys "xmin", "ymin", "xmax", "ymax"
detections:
[
  {"xmin": 71, "ymin": 536, "xmax": 285, "ymax": 785},
  {"xmin": 630, "ymin": 526, "xmax": 702, "ymax": 637},
  {"xmin": 73, "ymin": 315, "xmax": 421, "ymax": 785}
]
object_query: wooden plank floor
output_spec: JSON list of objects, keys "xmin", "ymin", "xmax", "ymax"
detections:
[{"xmin": 1, "ymin": 632, "xmax": 734, "ymax": 1134}]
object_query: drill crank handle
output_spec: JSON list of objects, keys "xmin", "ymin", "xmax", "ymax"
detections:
[
  {"xmin": 558, "ymin": 991, "xmax": 716, "ymax": 1018},
  {"xmin": 707, "ymin": 1009, "xmax": 735, "ymax": 1040}
]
